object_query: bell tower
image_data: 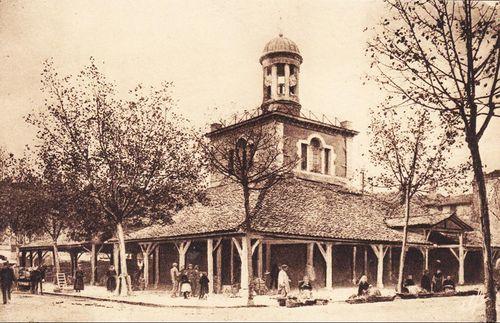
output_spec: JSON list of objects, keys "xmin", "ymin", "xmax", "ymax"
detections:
[{"xmin": 260, "ymin": 34, "xmax": 303, "ymax": 116}]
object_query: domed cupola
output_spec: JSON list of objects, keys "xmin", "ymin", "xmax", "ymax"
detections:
[{"xmin": 260, "ymin": 34, "xmax": 303, "ymax": 116}]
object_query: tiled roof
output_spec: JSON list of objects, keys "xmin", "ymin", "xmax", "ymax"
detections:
[
  {"xmin": 385, "ymin": 213, "xmax": 451, "ymax": 228},
  {"xmin": 425, "ymin": 194, "xmax": 473, "ymax": 206}
]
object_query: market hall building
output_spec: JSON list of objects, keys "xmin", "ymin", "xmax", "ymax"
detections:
[{"xmin": 18, "ymin": 35, "xmax": 500, "ymax": 294}]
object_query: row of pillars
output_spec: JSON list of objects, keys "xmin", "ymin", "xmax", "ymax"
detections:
[{"xmin": 20, "ymin": 236, "xmax": 474, "ymax": 291}]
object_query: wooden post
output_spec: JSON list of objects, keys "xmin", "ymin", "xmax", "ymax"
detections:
[
  {"xmin": 139, "ymin": 242, "xmax": 159, "ymax": 289},
  {"xmin": 424, "ymin": 248, "xmax": 429, "ymax": 271},
  {"xmin": 29, "ymin": 251, "xmax": 33, "ymax": 267},
  {"xmin": 175, "ymin": 241, "xmax": 191, "ymax": 270},
  {"xmin": 90, "ymin": 243, "xmax": 97, "ymax": 285},
  {"xmin": 207, "ymin": 239, "xmax": 214, "ymax": 294},
  {"xmin": 216, "ymin": 240, "xmax": 222, "ymax": 293},
  {"xmin": 230, "ymin": 240, "xmax": 234, "ymax": 284},
  {"xmin": 232, "ymin": 237, "xmax": 249, "ymax": 296},
  {"xmin": 316, "ymin": 242, "xmax": 333, "ymax": 289},
  {"xmin": 371, "ymin": 244, "xmax": 387, "ymax": 289},
  {"xmin": 257, "ymin": 241, "xmax": 263, "ymax": 278},
  {"xmin": 364, "ymin": 246, "xmax": 368, "ymax": 276},
  {"xmin": 458, "ymin": 234, "xmax": 465, "ymax": 285},
  {"xmin": 154, "ymin": 245, "xmax": 160, "ymax": 289},
  {"xmin": 388, "ymin": 247, "xmax": 393, "ymax": 283},
  {"xmin": 306, "ymin": 242, "xmax": 316, "ymax": 282},
  {"xmin": 352, "ymin": 246, "xmax": 357, "ymax": 284},
  {"xmin": 265, "ymin": 243, "xmax": 271, "ymax": 273}
]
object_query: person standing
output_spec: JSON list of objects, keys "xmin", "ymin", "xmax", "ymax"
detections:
[
  {"xmin": 277, "ymin": 264, "xmax": 291, "ymax": 297},
  {"xmin": 37, "ymin": 265, "xmax": 46, "ymax": 295},
  {"xmin": 186, "ymin": 264, "xmax": 196, "ymax": 297},
  {"xmin": 199, "ymin": 272, "xmax": 209, "ymax": 300},
  {"xmin": 192, "ymin": 265, "xmax": 200, "ymax": 297},
  {"xmin": 106, "ymin": 265, "xmax": 117, "ymax": 292},
  {"xmin": 270, "ymin": 263, "xmax": 279, "ymax": 290},
  {"xmin": 74, "ymin": 264, "xmax": 85, "ymax": 293},
  {"xmin": 357, "ymin": 275, "xmax": 370, "ymax": 296},
  {"xmin": 420, "ymin": 270, "xmax": 431, "ymax": 292},
  {"xmin": 179, "ymin": 270, "xmax": 191, "ymax": 299},
  {"xmin": 432, "ymin": 269, "xmax": 444, "ymax": 293},
  {"xmin": 30, "ymin": 266, "xmax": 39, "ymax": 294},
  {"xmin": 170, "ymin": 263, "xmax": 180, "ymax": 297},
  {"xmin": 0, "ymin": 261, "xmax": 16, "ymax": 304}
]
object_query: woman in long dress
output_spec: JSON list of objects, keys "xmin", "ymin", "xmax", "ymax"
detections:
[
  {"xmin": 106, "ymin": 265, "xmax": 117, "ymax": 292},
  {"xmin": 74, "ymin": 264, "xmax": 85, "ymax": 292},
  {"xmin": 180, "ymin": 270, "xmax": 191, "ymax": 299}
]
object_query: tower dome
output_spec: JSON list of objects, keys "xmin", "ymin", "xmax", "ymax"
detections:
[
  {"xmin": 260, "ymin": 34, "xmax": 302, "ymax": 115},
  {"xmin": 261, "ymin": 33, "xmax": 302, "ymax": 61}
]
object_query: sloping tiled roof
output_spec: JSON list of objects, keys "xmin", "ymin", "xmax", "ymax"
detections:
[
  {"xmin": 125, "ymin": 184, "xmax": 246, "ymax": 241},
  {"xmin": 385, "ymin": 213, "xmax": 450, "ymax": 228},
  {"xmin": 249, "ymin": 178, "xmax": 428, "ymax": 244}
]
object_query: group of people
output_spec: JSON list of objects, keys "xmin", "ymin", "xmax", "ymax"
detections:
[
  {"xmin": 409, "ymin": 269, "xmax": 456, "ymax": 293},
  {"xmin": 170, "ymin": 263, "xmax": 210, "ymax": 299}
]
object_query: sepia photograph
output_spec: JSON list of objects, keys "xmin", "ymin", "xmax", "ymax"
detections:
[{"xmin": 0, "ymin": 0, "xmax": 499, "ymax": 321}]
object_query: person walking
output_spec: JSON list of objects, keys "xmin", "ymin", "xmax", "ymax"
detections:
[
  {"xmin": 30, "ymin": 266, "xmax": 39, "ymax": 294},
  {"xmin": 0, "ymin": 261, "xmax": 16, "ymax": 304},
  {"xmin": 170, "ymin": 263, "xmax": 180, "ymax": 297},
  {"xmin": 74, "ymin": 264, "xmax": 85, "ymax": 293},
  {"xmin": 37, "ymin": 265, "xmax": 46, "ymax": 295}
]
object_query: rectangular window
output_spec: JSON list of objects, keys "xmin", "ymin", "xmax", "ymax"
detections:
[
  {"xmin": 301, "ymin": 143, "xmax": 308, "ymax": 170},
  {"xmin": 324, "ymin": 148, "xmax": 331, "ymax": 174}
]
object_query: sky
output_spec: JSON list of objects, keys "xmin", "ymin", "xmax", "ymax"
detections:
[{"xmin": 0, "ymin": 0, "xmax": 499, "ymax": 181}]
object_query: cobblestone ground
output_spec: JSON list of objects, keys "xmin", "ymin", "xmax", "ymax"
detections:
[{"xmin": 0, "ymin": 292, "xmax": 496, "ymax": 322}]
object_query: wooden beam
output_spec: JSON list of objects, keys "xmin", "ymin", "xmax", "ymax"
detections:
[
  {"xmin": 315, "ymin": 242, "xmax": 333, "ymax": 289},
  {"xmin": 352, "ymin": 246, "xmax": 357, "ymax": 284},
  {"xmin": 388, "ymin": 246, "xmax": 393, "ymax": 283},
  {"xmin": 251, "ymin": 240, "xmax": 260, "ymax": 255},
  {"xmin": 364, "ymin": 246, "xmax": 368, "ymax": 276},
  {"xmin": 230, "ymin": 239, "xmax": 234, "ymax": 285},
  {"xmin": 213, "ymin": 238, "xmax": 222, "ymax": 252},
  {"xmin": 371, "ymin": 244, "xmax": 386, "ymax": 288},
  {"xmin": 231, "ymin": 237, "xmax": 242, "ymax": 256},
  {"xmin": 458, "ymin": 234, "xmax": 465, "ymax": 285},
  {"xmin": 90, "ymin": 243, "xmax": 97, "ymax": 285},
  {"xmin": 175, "ymin": 241, "xmax": 191, "ymax": 269},
  {"xmin": 449, "ymin": 248, "xmax": 459, "ymax": 261}
]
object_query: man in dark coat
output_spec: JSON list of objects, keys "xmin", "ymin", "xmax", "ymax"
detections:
[
  {"xmin": 420, "ymin": 270, "xmax": 431, "ymax": 292},
  {"xmin": 432, "ymin": 269, "xmax": 444, "ymax": 293},
  {"xmin": 30, "ymin": 266, "xmax": 40, "ymax": 294},
  {"xmin": 37, "ymin": 266, "xmax": 46, "ymax": 295},
  {"xmin": 1, "ymin": 261, "xmax": 16, "ymax": 304}
]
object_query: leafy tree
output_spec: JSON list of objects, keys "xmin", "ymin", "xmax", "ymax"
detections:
[
  {"xmin": 203, "ymin": 122, "xmax": 298, "ymax": 304},
  {"xmin": 368, "ymin": 108, "xmax": 466, "ymax": 293},
  {"xmin": 27, "ymin": 58, "xmax": 205, "ymax": 295},
  {"xmin": 366, "ymin": 1, "xmax": 498, "ymax": 319}
]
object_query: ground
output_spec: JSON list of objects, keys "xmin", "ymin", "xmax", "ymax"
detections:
[{"xmin": 0, "ymin": 292, "xmax": 495, "ymax": 322}]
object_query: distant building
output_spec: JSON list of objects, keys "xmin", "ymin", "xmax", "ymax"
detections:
[{"xmin": 19, "ymin": 35, "xmax": 499, "ymax": 292}]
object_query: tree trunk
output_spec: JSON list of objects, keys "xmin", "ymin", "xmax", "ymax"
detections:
[
  {"xmin": 116, "ymin": 222, "xmax": 131, "ymax": 296},
  {"xmin": 242, "ymin": 185, "xmax": 254, "ymax": 305},
  {"xmin": 468, "ymin": 139, "xmax": 496, "ymax": 322},
  {"xmin": 52, "ymin": 242, "xmax": 61, "ymax": 274},
  {"xmin": 397, "ymin": 184, "xmax": 410, "ymax": 293}
]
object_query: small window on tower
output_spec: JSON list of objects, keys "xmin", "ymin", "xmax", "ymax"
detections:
[
  {"xmin": 290, "ymin": 65, "xmax": 295, "ymax": 75},
  {"xmin": 277, "ymin": 64, "xmax": 285, "ymax": 76},
  {"xmin": 266, "ymin": 86, "xmax": 271, "ymax": 98},
  {"xmin": 324, "ymin": 148, "xmax": 331, "ymax": 174},
  {"xmin": 301, "ymin": 143, "xmax": 308, "ymax": 170},
  {"xmin": 266, "ymin": 66, "xmax": 271, "ymax": 75},
  {"xmin": 290, "ymin": 85, "xmax": 296, "ymax": 95}
]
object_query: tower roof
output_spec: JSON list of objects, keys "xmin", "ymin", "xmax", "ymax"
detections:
[{"xmin": 262, "ymin": 34, "xmax": 301, "ymax": 58}]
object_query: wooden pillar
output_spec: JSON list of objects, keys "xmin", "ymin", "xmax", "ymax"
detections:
[
  {"xmin": 139, "ymin": 242, "xmax": 159, "ymax": 289},
  {"xmin": 29, "ymin": 251, "xmax": 33, "ymax": 267},
  {"xmin": 316, "ymin": 242, "xmax": 333, "ymax": 289},
  {"xmin": 458, "ymin": 234, "xmax": 465, "ymax": 285},
  {"xmin": 265, "ymin": 243, "xmax": 271, "ymax": 273},
  {"xmin": 232, "ymin": 237, "xmax": 249, "ymax": 296},
  {"xmin": 257, "ymin": 242, "xmax": 263, "ymax": 278},
  {"xmin": 371, "ymin": 244, "xmax": 387, "ymax": 289},
  {"xmin": 306, "ymin": 242, "xmax": 315, "ymax": 282},
  {"xmin": 364, "ymin": 246, "xmax": 368, "ymax": 277},
  {"xmin": 424, "ymin": 248, "xmax": 429, "ymax": 271},
  {"xmin": 388, "ymin": 247, "xmax": 393, "ymax": 283},
  {"xmin": 352, "ymin": 246, "xmax": 357, "ymax": 284},
  {"xmin": 90, "ymin": 243, "xmax": 97, "ymax": 285},
  {"xmin": 230, "ymin": 240, "xmax": 234, "ymax": 284},
  {"xmin": 216, "ymin": 240, "xmax": 222, "ymax": 293},
  {"xmin": 207, "ymin": 239, "xmax": 214, "ymax": 294},
  {"xmin": 154, "ymin": 246, "xmax": 160, "ymax": 289},
  {"xmin": 21, "ymin": 251, "xmax": 26, "ymax": 267},
  {"xmin": 175, "ymin": 241, "xmax": 191, "ymax": 270}
]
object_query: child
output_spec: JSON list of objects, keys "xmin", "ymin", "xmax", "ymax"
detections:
[
  {"xmin": 199, "ymin": 272, "xmax": 209, "ymax": 299},
  {"xmin": 180, "ymin": 270, "xmax": 191, "ymax": 299}
]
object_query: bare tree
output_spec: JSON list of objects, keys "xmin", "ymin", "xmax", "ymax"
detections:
[
  {"xmin": 27, "ymin": 58, "xmax": 205, "ymax": 295},
  {"xmin": 367, "ymin": 0, "xmax": 498, "ymax": 319},
  {"xmin": 203, "ymin": 122, "xmax": 298, "ymax": 304},
  {"xmin": 369, "ymin": 108, "xmax": 466, "ymax": 293}
]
